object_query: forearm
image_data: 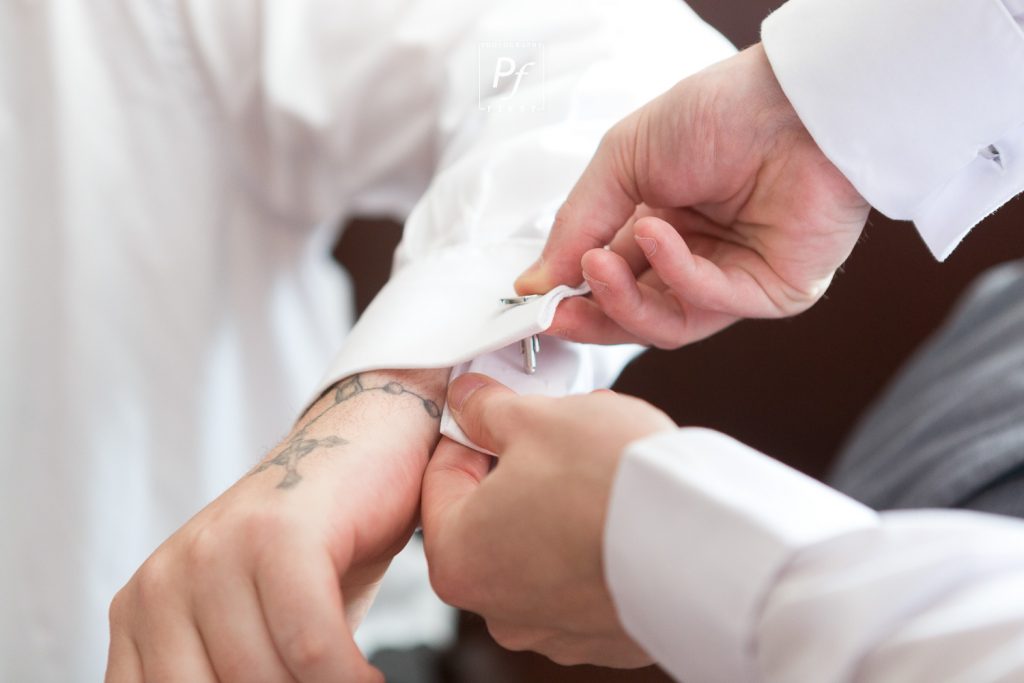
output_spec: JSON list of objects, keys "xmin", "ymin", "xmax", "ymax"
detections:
[
  {"xmin": 253, "ymin": 368, "xmax": 446, "ymax": 485},
  {"xmin": 110, "ymin": 368, "xmax": 450, "ymax": 680},
  {"xmin": 312, "ymin": 0, "xmax": 734, "ymax": 400},
  {"xmin": 763, "ymin": 0, "xmax": 1024, "ymax": 260},
  {"xmin": 250, "ymin": 369, "xmax": 448, "ymax": 554},
  {"xmin": 606, "ymin": 429, "xmax": 1024, "ymax": 682}
]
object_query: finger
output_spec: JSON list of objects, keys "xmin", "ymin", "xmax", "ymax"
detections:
[
  {"xmin": 607, "ymin": 217, "xmax": 651, "ymax": 276},
  {"xmin": 633, "ymin": 216, "xmax": 791, "ymax": 317},
  {"xmin": 104, "ymin": 631, "xmax": 144, "ymax": 683},
  {"xmin": 582, "ymin": 248, "xmax": 738, "ymax": 349},
  {"xmin": 193, "ymin": 563, "xmax": 299, "ymax": 683},
  {"xmin": 516, "ymin": 117, "xmax": 643, "ymax": 294},
  {"xmin": 535, "ymin": 633, "xmax": 653, "ymax": 669},
  {"xmin": 607, "ymin": 205, "xmax": 701, "ymax": 276},
  {"xmin": 446, "ymin": 374, "xmax": 523, "ymax": 454},
  {"xmin": 134, "ymin": 616, "xmax": 219, "ymax": 683},
  {"xmin": 421, "ymin": 437, "xmax": 492, "ymax": 539},
  {"xmin": 547, "ymin": 297, "xmax": 646, "ymax": 346},
  {"xmin": 486, "ymin": 619, "xmax": 555, "ymax": 654},
  {"xmin": 421, "ymin": 437, "xmax": 493, "ymax": 610},
  {"xmin": 258, "ymin": 548, "xmax": 383, "ymax": 683},
  {"xmin": 582, "ymin": 249, "xmax": 681, "ymax": 346}
]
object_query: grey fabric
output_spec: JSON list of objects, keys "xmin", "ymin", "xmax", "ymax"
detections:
[
  {"xmin": 831, "ymin": 260, "xmax": 1024, "ymax": 515},
  {"xmin": 962, "ymin": 463, "xmax": 1024, "ymax": 517}
]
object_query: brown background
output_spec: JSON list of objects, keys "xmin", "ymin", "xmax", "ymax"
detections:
[{"xmin": 336, "ymin": 2, "xmax": 1024, "ymax": 680}]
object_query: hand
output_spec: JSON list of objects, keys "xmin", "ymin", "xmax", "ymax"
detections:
[
  {"xmin": 105, "ymin": 370, "xmax": 447, "ymax": 683},
  {"xmin": 421, "ymin": 374, "xmax": 675, "ymax": 667},
  {"xmin": 517, "ymin": 44, "xmax": 871, "ymax": 348}
]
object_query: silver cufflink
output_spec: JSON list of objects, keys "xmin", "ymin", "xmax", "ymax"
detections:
[
  {"xmin": 500, "ymin": 295, "xmax": 542, "ymax": 375},
  {"xmin": 499, "ymin": 295, "xmax": 541, "ymax": 306},
  {"xmin": 981, "ymin": 144, "xmax": 1004, "ymax": 169}
]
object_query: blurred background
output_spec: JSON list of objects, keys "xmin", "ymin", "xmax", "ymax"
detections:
[{"xmin": 336, "ymin": 1, "xmax": 1024, "ymax": 680}]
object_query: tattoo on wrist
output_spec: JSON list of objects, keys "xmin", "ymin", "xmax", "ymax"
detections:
[{"xmin": 248, "ymin": 374, "xmax": 441, "ymax": 490}]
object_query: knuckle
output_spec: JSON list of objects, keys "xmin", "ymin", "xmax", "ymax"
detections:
[
  {"xmin": 184, "ymin": 525, "xmax": 223, "ymax": 573},
  {"xmin": 545, "ymin": 645, "xmax": 591, "ymax": 668},
  {"xmin": 281, "ymin": 629, "xmax": 330, "ymax": 671},
  {"xmin": 551, "ymin": 200, "xmax": 575, "ymax": 235},
  {"xmin": 428, "ymin": 561, "xmax": 474, "ymax": 609},
  {"xmin": 239, "ymin": 508, "xmax": 298, "ymax": 553},
  {"xmin": 486, "ymin": 622, "xmax": 537, "ymax": 652},
  {"xmin": 133, "ymin": 554, "xmax": 173, "ymax": 604},
  {"xmin": 488, "ymin": 398, "xmax": 547, "ymax": 448},
  {"xmin": 498, "ymin": 398, "xmax": 534, "ymax": 428},
  {"xmin": 649, "ymin": 313, "xmax": 690, "ymax": 350},
  {"xmin": 650, "ymin": 327, "xmax": 685, "ymax": 350},
  {"xmin": 107, "ymin": 587, "xmax": 130, "ymax": 628},
  {"xmin": 779, "ymin": 279, "xmax": 826, "ymax": 313},
  {"xmin": 427, "ymin": 563, "xmax": 456, "ymax": 604}
]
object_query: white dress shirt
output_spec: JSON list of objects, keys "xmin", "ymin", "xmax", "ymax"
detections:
[
  {"xmin": 764, "ymin": 0, "xmax": 1024, "ymax": 260},
  {"xmin": 0, "ymin": 0, "xmax": 732, "ymax": 680},
  {"xmin": 603, "ymin": 3, "xmax": 1024, "ymax": 682}
]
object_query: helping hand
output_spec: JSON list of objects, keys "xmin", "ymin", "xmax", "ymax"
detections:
[
  {"xmin": 421, "ymin": 374, "xmax": 675, "ymax": 667},
  {"xmin": 518, "ymin": 45, "xmax": 870, "ymax": 348}
]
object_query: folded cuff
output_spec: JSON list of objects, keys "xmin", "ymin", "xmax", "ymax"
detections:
[
  {"xmin": 604, "ymin": 428, "xmax": 877, "ymax": 683},
  {"xmin": 763, "ymin": 0, "xmax": 1024, "ymax": 260}
]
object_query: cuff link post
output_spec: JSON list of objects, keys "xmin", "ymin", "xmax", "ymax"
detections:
[{"xmin": 500, "ymin": 295, "xmax": 542, "ymax": 375}]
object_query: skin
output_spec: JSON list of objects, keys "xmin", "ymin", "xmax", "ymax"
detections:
[
  {"xmin": 517, "ymin": 44, "xmax": 871, "ymax": 348},
  {"xmin": 109, "ymin": 43, "xmax": 868, "ymax": 679},
  {"xmin": 421, "ymin": 373, "xmax": 676, "ymax": 668},
  {"xmin": 105, "ymin": 369, "xmax": 448, "ymax": 683}
]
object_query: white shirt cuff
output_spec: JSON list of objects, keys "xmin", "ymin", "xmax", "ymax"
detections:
[
  {"xmin": 441, "ymin": 337, "xmax": 642, "ymax": 453},
  {"xmin": 763, "ymin": 0, "xmax": 1024, "ymax": 261},
  {"xmin": 310, "ymin": 241, "xmax": 643, "ymax": 449},
  {"xmin": 604, "ymin": 428, "xmax": 877, "ymax": 683},
  {"xmin": 313, "ymin": 241, "xmax": 572, "ymax": 382}
]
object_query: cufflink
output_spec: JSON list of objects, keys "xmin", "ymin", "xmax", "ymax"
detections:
[
  {"xmin": 499, "ymin": 295, "xmax": 541, "ymax": 306},
  {"xmin": 500, "ymin": 295, "xmax": 542, "ymax": 375},
  {"xmin": 981, "ymin": 144, "xmax": 1004, "ymax": 169},
  {"xmin": 522, "ymin": 334, "xmax": 540, "ymax": 375}
]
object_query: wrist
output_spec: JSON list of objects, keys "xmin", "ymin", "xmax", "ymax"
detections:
[
  {"xmin": 744, "ymin": 43, "xmax": 805, "ymax": 148},
  {"xmin": 250, "ymin": 369, "xmax": 447, "ymax": 494},
  {"xmin": 281, "ymin": 370, "xmax": 449, "ymax": 560},
  {"xmin": 347, "ymin": 369, "xmax": 446, "ymax": 448},
  {"xmin": 360, "ymin": 368, "xmax": 449, "ymax": 409},
  {"xmin": 746, "ymin": 42, "xmax": 868, "ymax": 215},
  {"xmin": 301, "ymin": 369, "xmax": 447, "ymax": 440}
]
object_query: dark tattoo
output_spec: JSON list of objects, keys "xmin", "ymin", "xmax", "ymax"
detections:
[{"xmin": 248, "ymin": 374, "xmax": 441, "ymax": 490}]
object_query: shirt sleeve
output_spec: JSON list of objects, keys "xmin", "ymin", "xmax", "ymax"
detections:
[
  {"xmin": 604, "ymin": 428, "xmax": 1024, "ymax": 683},
  {"xmin": 177, "ymin": 0, "xmax": 735, "ymax": 409},
  {"xmin": 761, "ymin": 0, "xmax": 1024, "ymax": 261}
]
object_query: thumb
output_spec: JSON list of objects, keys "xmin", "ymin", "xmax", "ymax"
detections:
[
  {"xmin": 421, "ymin": 437, "xmax": 492, "ymax": 543},
  {"xmin": 447, "ymin": 373, "xmax": 524, "ymax": 455},
  {"xmin": 516, "ymin": 116, "xmax": 643, "ymax": 295}
]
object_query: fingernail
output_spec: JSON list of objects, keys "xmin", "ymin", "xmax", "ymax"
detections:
[
  {"xmin": 449, "ymin": 375, "xmax": 490, "ymax": 412},
  {"xmin": 582, "ymin": 269, "xmax": 609, "ymax": 292},
  {"xmin": 635, "ymin": 236, "xmax": 658, "ymax": 257},
  {"xmin": 517, "ymin": 257, "xmax": 544, "ymax": 284}
]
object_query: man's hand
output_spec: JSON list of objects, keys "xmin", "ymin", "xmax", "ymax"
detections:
[
  {"xmin": 421, "ymin": 374, "xmax": 675, "ymax": 668},
  {"xmin": 105, "ymin": 370, "xmax": 447, "ymax": 683},
  {"xmin": 518, "ymin": 44, "xmax": 870, "ymax": 348}
]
